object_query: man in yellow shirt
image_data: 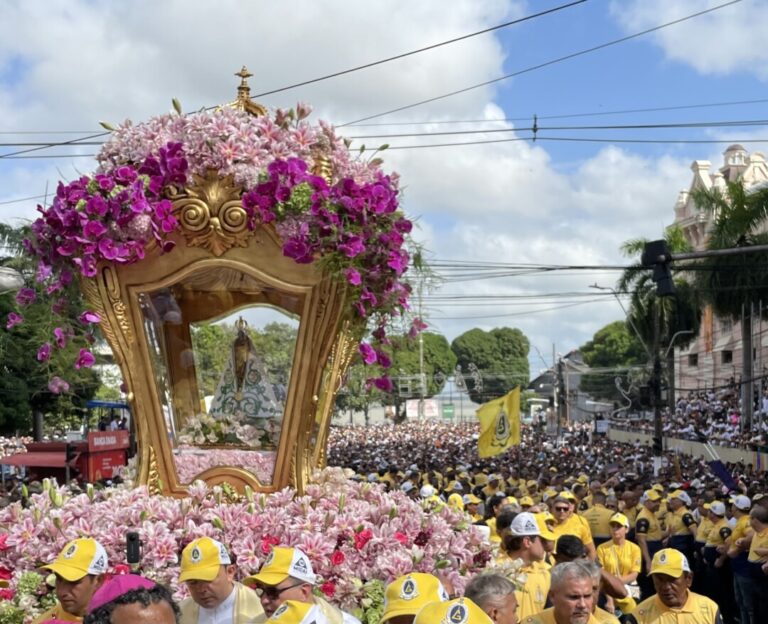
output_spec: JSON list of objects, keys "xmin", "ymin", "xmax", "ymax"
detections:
[
  {"xmin": 624, "ymin": 548, "xmax": 722, "ymax": 624},
  {"xmin": 665, "ymin": 490, "xmax": 697, "ymax": 565},
  {"xmin": 522, "ymin": 561, "xmax": 601, "ymax": 624},
  {"xmin": 33, "ymin": 538, "xmax": 108, "ymax": 624},
  {"xmin": 551, "ymin": 493, "xmax": 595, "ymax": 560},
  {"xmin": 503, "ymin": 512, "xmax": 552, "ymax": 620},
  {"xmin": 702, "ymin": 501, "xmax": 733, "ymax": 620},
  {"xmin": 634, "ymin": 490, "xmax": 663, "ymax": 600},
  {"xmin": 747, "ymin": 505, "xmax": 768, "ymax": 623},
  {"xmin": 726, "ymin": 494, "xmax": 754, "ymax": 624},
  {"xmin": 581, "ymin": 492, "xmax": 614, "ymax": 548}
]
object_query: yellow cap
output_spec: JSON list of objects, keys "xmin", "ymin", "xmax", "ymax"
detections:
[
  {"xmin": 179, "ymin": 537, "xmax": 232, "ymax": 582},
  {"xmin": 609, "ymin": 512, "xmax": 630, "ymax": 529},
  {"xmin": 474, "ymin": 474, "xmax": 488, "ymax": 486},
  {"xmin": 244, "ymin": 546, "xmax": 316, "ymax": 587},
  {"xmin": 448, "ymin": 493, "xmax": 464, "ymax": 511},
  {"xmin": 542, "ymin": 510, "xmax": 555, "ymax": 523},
  {"xmin": 520, "ymin": 496, "xmax": 534, "ymax": 507},
  {"xmin": 526, "ymin": 480, "xmax": 538, "ymax": 488},
  {"xmin": 268, "ymin": 600, "xmax": 326, "ymax": 624},
  {"xmin": 577, "ymin": 474, "xmax": 589, "ymax": 484},
  {"xmin": 463, "ymin": 494, "xmax": 481, "ymax": 505},
  {"xmin": 643, "ymin": 489, "xmax": 662, "ymax": 502},
  {"xmin": 41, "ymin": 538, "xmax": 108, "ymax": 582},
  {"xmin": 381, "ymin": 573, "xmax": 449, "ymax": 622},
  {"xmin": 506, "ymin": 496, "xmax": 518, "ymax": 506},
  {"xmin": 557, "ymin": 490, "xmax": 577, "ymax": 502},
  {"xmin": 652, "ymin": 484, "xmax": 664, "ymax": 492},
  {"xmin": 650, "ymin": 548, "xmax": 691, "ymax": 578},
  {"xmin": 414, "ymin": 598, "xmax": 492, "ymax": 624},
  {"xmin": 534, "ymin": 513, "xmax": 557, "ymax": 541}
]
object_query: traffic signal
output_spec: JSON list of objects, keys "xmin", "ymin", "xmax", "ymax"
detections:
[{"xmin": 642, "ymin": 239, "xmax": 675, "ymax": 297}]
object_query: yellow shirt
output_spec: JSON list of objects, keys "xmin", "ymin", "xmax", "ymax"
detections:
[
  {"xmin": 487, "ymin": 517, "xmax": 501, "ymax": 543},
  {"xmin": 31, "ymin": 604, "xmax": 82, "ymax": 624},
  {"xmin": 596, "ymin": 540, "xmax": 642, "ymax": 577},
  {"xmin": 668, "ymin": 507, "xmax": 697, "ymax": 537},
  {"xmin": 748, "ymin": 526, "xmax": 768, "ymax": 562},
  {"xmin": 627, "ymin": 591, "xmax": 720, "ymax": 624},
  {"xmin": 704, "ymin": 518, "xmax": 731, "ymax": 548},
  {"xmin": 582, "ymin": 504, "xmax": 615, "ymax": 540},
  {"xmin": 695, "ymin": 515, "xmax": 713, "ymax": 544},
  {"xmin": 522, "ymin": 607, "xmax": 602, "ymax": 624},
  {"xmin": 624, "ymin": 504, "xmax": 642, "ymax": 528},
  {"xmin": 594, "ymin": 607, "xmax": 621, "ymax": 624},
  {"xmin": 729, "ymin": 514, "xmax": 751, "ymax": 544},
  {"xmin": 515, "ymin": 563, "xmax": 551, "ymax": 620},
  {"xmin": 635, "ymin": 508, "xmax": 663, "ymax": 542},
  {"xmin": 553, "ymin": 513, "xmax": 594, "ymax": 546}
]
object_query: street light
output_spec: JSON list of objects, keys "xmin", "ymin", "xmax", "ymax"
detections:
[{"xmin": 0, "ymin": 267, "xmax": 23, "ymax": 295}]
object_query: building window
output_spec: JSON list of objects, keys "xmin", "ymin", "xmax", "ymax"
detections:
[
  {"xmin": 722, "ymin": 350, "xmax": 733, "ymax": 364},
  {"xmin": 688, "ymin": 354, "xmax": 698, "ymax": 367},
  {"xmin": 721, "ymin": 318, "xmax": 733, "ymax": 333}
]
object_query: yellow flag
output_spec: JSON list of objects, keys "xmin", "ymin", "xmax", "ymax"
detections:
[{"xmin": 476, "ymin": 387, "xmax": 521, "ymax": 458}]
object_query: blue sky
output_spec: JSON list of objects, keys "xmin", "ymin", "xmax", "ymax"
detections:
[{"xmin": 0, "ymin": 0, "xmax": 765, "ymax": 375}]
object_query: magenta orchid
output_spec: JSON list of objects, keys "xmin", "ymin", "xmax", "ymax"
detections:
[{"xmin": 15, "ymin": 103, "xmax": 421, "ymax": 393}]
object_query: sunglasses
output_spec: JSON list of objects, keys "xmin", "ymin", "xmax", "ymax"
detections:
[
  {"xmin": 553, "ymin": 506, "xmax": 570, "ymax": 512},
  {"xmin": 255, "ymin": 582, "xmax": 304, "ymax": 600}
]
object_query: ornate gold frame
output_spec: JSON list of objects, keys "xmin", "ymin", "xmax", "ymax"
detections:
[{"xmin": 82, "ymin": 183, "xmax": 354, "ymax": 496}]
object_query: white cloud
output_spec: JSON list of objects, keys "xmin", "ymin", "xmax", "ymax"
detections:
[
  {"xmin": 610, "ymin": 0, "xmax": 768, "ymax": 80},
  {"xmin": 0, "ymin": 0, "xmax": 705, "ymax": 365}
]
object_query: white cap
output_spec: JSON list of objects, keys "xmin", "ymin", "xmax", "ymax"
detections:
[
  {"xmin": 732, "ymin": 495, "xmax": 751, "ymax": 511},
  {"xmin": 367, "ymin": 473, "xmax": 378, "ymax": 482},
  {"xmin": 401, "ymin": 481, "xmax": 415, "ymax": 493},
  {"xmin": 509, "ymin": 512, "xmax": 541, "ymax": 537},
  {"xmin": 709, "ymin": 501, "xmax": 726, "ymax": 516},
  {"xmin": 420, "ymin": 485, "xmax": 435, "ymax": 499}
]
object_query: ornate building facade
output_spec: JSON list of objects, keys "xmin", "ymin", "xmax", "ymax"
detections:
[{"xmin": 672, "ymin": 145, "xmax": 768, "ymax": 396}]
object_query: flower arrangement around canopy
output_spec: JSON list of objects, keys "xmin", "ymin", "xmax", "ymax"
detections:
[
  {"xmin": 0, "ymin": 469, "xmax": 492, "ymax": 623},
  {"xmin": 11, "ymin": 103, "xmax": 423, "ymax": 390}
]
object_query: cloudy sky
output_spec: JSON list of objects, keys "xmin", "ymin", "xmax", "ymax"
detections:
[{"xmin": 1, "ymin": 0, "xmax": 766, "ymax": 375}]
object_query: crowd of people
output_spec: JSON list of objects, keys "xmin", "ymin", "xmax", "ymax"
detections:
[
  {"xmin": 7, "ymin": 417, "xmax": 768, "ymax": 623},
  {"xmin": 610, "ymin": 390, "xmax": 768, "ymax": 451}
]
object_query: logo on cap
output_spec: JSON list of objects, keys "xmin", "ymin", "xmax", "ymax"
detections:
[
  {"xmin": 94, "ymin": 555, "xmax": 106, "ymax": 571},
  {"xmin": 525, "ymin": 519, "xmax": 537, "ymax": 532},
  {"xmin": 293, "ymin": 557, "xmax": 309, "ymax": 575},
  {"xmin": 659, "ymin": 552, "xmax": 667, "ymax": 564},
  {"xmin": 63, "ymin": 543, "xmax": 77, "ymax": 559},
  {"xmin": 448, "ymin": 603, "xmax": 468, "ymax": 623},
  {"xmin": 264, "ymin": 551, "xmax": 275, "ymax": 567},
  {"xmin": 190, "ymin": 546, "xmax": 202, "ymax": 563},
  {"xmin": 400, "ymin": 577, "xmax": 419, "ymax": 600},
  {"xmin": 273, "ymin": 604, "xmax": 288, "ymax": 619}
]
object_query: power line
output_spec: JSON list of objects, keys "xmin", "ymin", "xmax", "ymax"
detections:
[
  {"xmin": 339, "ymin": 0, "xmax": 744, "ymax": 126},
  {"xmin": 344, "ymin": 118, "xmax": 768, "ymax": 140},
  {"xmin": 342, "ymin": 97, "xmax": 768, "ymax": 128},
  {"xmin": 248, "ymin": 1, "xmax": 589, "ymax": 99}
]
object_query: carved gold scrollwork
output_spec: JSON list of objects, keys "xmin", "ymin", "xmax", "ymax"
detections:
[
  {"xmin": 170, "ymin": 172, "xmax": 253, "ymax": 256},
  {"xmin": 147, "ymin": 446, "xmax": 162, "ymax": 495}
]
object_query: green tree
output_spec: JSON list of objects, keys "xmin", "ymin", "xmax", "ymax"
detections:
[
  {"xmin": 617, "ymin": 225, "xmax": 702, "ymax": 405},
  {"xmin": 580, "ymin": 321, "xmax": 646, "ymax": 403},
  {"xmin": 451, "ymin": 327, "xmax": 529, "ymax": 403},
  {"xmin": 0, "ymin": 224, "xmax": 99, "ymax": 434},
  {"xmin": 691, "ymin": 180, "xmax": 768, "ymax": 427}
]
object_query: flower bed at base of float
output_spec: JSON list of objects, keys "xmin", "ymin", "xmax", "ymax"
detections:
[{"xmin": 0, "ymin": 468, "xmax": 491, "ymax": 624}]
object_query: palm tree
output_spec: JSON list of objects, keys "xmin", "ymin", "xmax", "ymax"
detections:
[
  {"xmin": 617, "ymin": 225, "xmax": 702, "ymax": 407},
  {"xmin": 691, "ymin": 180, "xmax": 768, "ymax": 429}
]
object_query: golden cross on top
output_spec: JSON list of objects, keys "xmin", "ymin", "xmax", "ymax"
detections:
[{"xmin": 235, "ymin": 66, "xmax": 253, "ymax": 87}]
